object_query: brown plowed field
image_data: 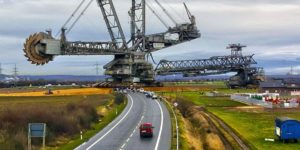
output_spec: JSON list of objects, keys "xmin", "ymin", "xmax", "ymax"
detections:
[{"xmin": 0, "ymin": 88, "xmax": 112, "ymax": 96}]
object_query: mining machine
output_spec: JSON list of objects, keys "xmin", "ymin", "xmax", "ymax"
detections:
[
  {"xmin": 155, "ymin": 44, "xmax": 265, "ymax": 88},
  {"xmin": 23, "ymin": 0, "xmax": 200, "ymax": 85}
]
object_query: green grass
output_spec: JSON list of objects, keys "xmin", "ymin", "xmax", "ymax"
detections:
[
  {"xmin": 162, "ymin": 99, "xmax": 177, "ymax": 149},
  {"xmin": 177, "ymin": 92, "xmax": 300, "ymax": 150},
  {"xmin": 217, "ymin": 88, "xmax": 258, "ymax": 94},
  {"xmin": 163, "ymin": 81, "xmax": 227, "ymax": 88},
  {"xmin": 162, "ymin": 98, "xmax": 190, "ymax": 150},
  {"xmin": 0, "ymin": 95, "xmax": 110, "ymax": 111},
  {"xmin": 162, "ymin": 92, "xmax": 246, "ymax": 107},
  {"xmin": 59, "ymin": 100, "xmax": 127, "ymax": 150},
  {"xmin": 181, "ymin": 93, "xmax": 246, "ymax": 107},
  {"xmin": 176, "ymin": 110, "xmax": 190, "ymax": 150},
  {"xmin": 208, "ymin": 107, "xmax": 300, "ymax": 150}
]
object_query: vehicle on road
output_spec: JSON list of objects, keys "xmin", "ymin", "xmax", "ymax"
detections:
[
  {"xmin": 139, "ymin": 123, "xmax": 154, "ymax": 138},
  {"xmin": 145, "ymin": 91, "xmax": 153, "ymax": 98},
  {"xmin": 138, "ymin": 88, "xmax": 145, "ymax": 93},
  {"xmin": 152, "ymin": 94, "xmax": 158, "ymax": 100}
]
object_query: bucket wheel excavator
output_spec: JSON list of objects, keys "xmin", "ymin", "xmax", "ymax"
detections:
[
  {"xmin": 23, "ymin": 0, "xmax": 200, "ymax": 85},
  {"xmin": 23, "ymin": 0, "xmax": 263, "ymax": 88}
]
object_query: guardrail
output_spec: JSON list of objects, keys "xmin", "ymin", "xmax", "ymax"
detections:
[{"xmin": 162, "ymin": 98, "xmax": 179, "ymax": 150}]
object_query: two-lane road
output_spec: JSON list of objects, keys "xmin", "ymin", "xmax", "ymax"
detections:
[{"xmin": 76, "ymin": 92, "xmax": 171, "ymax": 150}]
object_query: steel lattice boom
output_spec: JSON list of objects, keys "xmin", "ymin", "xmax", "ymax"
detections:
[
  {"xmin": 23, "ymin": 0, "xmax": 200, "ymax": 84},
  {"xmin": 156, "ymin": 55, "xmax": 256, "ymax": 75},
  {"xmin": 155, "ymin": 44, "xmax": 265, "ymax": 88}
]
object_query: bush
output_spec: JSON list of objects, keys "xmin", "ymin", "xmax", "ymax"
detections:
[
  {"xmin": 0, "ymin": 101, "xmax": 100, "ymax": 149},
  {"xmin": 114, "ymin": 93, "xmax": 125, "ymax": 105},
  {"xmin": 176, "ymin": 97, "xmax": 194, "ymax": 118}
]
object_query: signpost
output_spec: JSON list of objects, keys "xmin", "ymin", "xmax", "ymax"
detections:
[
  {"xmin": 28, "ymin": 123, "xmax": 46, "ymax": 150},
  {"xmin": 174, "ymin": 102, "xmax": 178, "ymax": 107}
]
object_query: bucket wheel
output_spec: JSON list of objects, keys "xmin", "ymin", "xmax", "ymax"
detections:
[{"xmin": 23, "ymin": 32, "xmax": 54, "ymax": 65}]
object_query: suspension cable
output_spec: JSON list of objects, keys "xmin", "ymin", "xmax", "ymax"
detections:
[
  {"xmin": 161, "ymin": 0, "xmax": 188, "ymax": 22},
  {"xmin": 154, "ymin": 0, "xmax": 178, "ymax": 25},
  {"xmin": 67, "ymin": 0, "xmax": 94, "ymax": 34},
  {"xmin": 55, "ymin": 0, "xmax": 87, "ymax": 37},
  {"xmin": 146, "ymin": 2, "xmax": 169, "ymax": 29}
]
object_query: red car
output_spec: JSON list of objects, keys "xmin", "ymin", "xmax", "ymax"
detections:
[{"xmin": 139, "ymin": 123, "xmax": 154, "ymax": 138}]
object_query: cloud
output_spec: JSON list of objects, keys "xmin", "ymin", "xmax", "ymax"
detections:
[
  {"xmin": 0, "ymin": 0, "xmax": 300, "ymax": 75},
  {"xmin": 267, "ymin": 66, "xmax": 300, "ymax": 75}
]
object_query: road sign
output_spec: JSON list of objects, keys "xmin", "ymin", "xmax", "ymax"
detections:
[
  {"xmin": 28, "ymin": 123, "xmax": 46, "ymax": 150},
  {"xmin": 29, "ymin": 123, "xmax": 46, "ymax": 137},
  {"xmin": 174, "ymin": 102, "xmax": 178, "ymax": 107}
]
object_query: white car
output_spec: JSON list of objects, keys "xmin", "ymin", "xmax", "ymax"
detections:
[
  {"xmin": 152, "ymin": 94, "xmax": 158, "ymax": 99},
  {"xmin": 140, "ymin": 88, "xmax": 145, "ymax": 93}
]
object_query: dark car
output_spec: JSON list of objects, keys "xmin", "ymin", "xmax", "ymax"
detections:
[
  {"xmin": 139, "ymin": 123, "xmax": 154, "ymax": 138},
  {"xmin": 145, "ymin": 92, "xmax": 152, "ymax": 98}
]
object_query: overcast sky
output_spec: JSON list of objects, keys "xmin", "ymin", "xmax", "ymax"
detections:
[{"xmin": 0, "ymin": 0, "xmax": 300, "ymax": 75}]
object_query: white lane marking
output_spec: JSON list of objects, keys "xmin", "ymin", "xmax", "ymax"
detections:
[
  {"xmin": 86, "ymin": 95, "xmax": 134, "ymax": 150},
  {"xmin": 74, "ymin": 142, "xmax": 86, "ymax": 150},
  {"xmin": 154, "ymin": 101, "xmax": 164, "ymax": 150},
  {"xmin": 119, "ymin": 94, "xmax": 148, "ymax": 150},
  {"xmin": 121, "ymin": 143, "xmax": 126, "ymax": 149}
]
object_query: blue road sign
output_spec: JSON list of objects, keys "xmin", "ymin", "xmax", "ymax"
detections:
[{"xmin": 29, "ymin": 123, "xmax": 46, "ymax": 138}]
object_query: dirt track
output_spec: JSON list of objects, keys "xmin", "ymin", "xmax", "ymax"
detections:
[
  {"xmin": 180, "ymin": 106, "xmax": 233, "ymax": 150},
  {"xmin": 178, "ymin": 104, "xmax": 251, "ymax": 150},
  {"xmin": 204, "ymin": 110, "xmax": 250, "ymax": 150}
]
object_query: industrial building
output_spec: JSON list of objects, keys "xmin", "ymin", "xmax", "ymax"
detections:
[{"xmin": 260, "ymin": 78, "xmax": 300, "ymax": 96}]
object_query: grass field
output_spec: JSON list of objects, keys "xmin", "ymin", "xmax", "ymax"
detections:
[
  {"xmin": 0, "ymin": 90, "xmax": 127, "ymax": 150},
  {"xmin": 0, "ymin": 95, "xmax": 109, "ymax": 110},
  {"xmin": 175, "ymin": 92, "xmax": 300, "ymax": 150},
  {"xmin": 163, "ymin": 81, "xmax": 227, "ymax": 87},
  {"xmin": 208, "ymin": 107, "xmax": 300, "ymax": 150},
  {"xmin": 59, "ymin": 98, "xmax": 127, "ymax": 150},
  {"xmin": 170, "ymin": 92, "xmax": 247, "ymax": 107}
]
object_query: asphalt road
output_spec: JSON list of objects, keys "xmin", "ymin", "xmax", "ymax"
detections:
[{"xmin": 75, "ymin": 92, "xmax": 171, "ymax": 150}]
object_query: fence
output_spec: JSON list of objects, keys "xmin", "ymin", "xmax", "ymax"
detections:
[
  {"xmin": 231, "ymin": 95, "xmax": 300, "ymax": 108},
  {"xmin": 231, "ymin": 94, "xmax": 273, "ymax": 108}
]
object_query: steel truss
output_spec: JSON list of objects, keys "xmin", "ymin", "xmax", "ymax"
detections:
[
  {"xmin": 155, "ymin": 55, "xmax": 256, "ymax": 75},
  {"xmin": 155, "ymin": 45, "xmax": 265, "ymax": 88}
]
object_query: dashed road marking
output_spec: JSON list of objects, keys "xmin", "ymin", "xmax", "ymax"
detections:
[
  {"xmin": 85, "ymin": 95, "xmax": 134, "ymax": 150},
  {"xmin": 118, "ymin": 93, "xmax": 149, "ymax": 150}
]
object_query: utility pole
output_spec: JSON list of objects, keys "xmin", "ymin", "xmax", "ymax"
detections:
[
  {"xmin": 0, "ymin": 63, "xmax": 2, "ymax": 75},
  {"xmin": 13, "ymin": 64, "xmax": 18, "ymax": 78},
  {"xmin": 95, "ymin": 63, "xmax": 100, "ymax": 82},
  {"xmin": 12, "ymin": 64, "xmax": 18, "ymax": 87}
]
